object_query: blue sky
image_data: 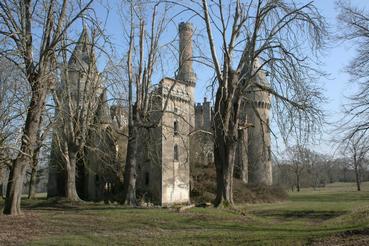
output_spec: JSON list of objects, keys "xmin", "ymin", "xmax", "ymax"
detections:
[
  {"xmin": 92, "ymin": 0, "xmax": 369, "ymax": 155},
  {"xmin": 304, "ymin": 0, "xmax": 368, "ymax": 153}
]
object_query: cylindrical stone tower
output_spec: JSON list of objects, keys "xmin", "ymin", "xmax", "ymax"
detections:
[
  {"xmin": 176, "ymin": 22, "xmax": 196, "ymax": 130},
  {"xmin": 177, "ymin": 22, "xmax": 196, "ymax": 84},
  {"xmin": 246, "ymin": 62, "xmax": 272, "ymax": 185}
]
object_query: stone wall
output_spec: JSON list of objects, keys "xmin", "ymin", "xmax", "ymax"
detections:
[{"xmin": 137, "ymin": 78, "xmax": 194, "ymax": 205}]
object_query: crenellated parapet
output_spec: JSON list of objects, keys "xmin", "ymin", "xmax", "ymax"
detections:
[{"xmin": 194, "ymin": 97, "xmax": 213, "ymax": 131}]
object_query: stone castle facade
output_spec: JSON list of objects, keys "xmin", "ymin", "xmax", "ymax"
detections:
[
  {"xmin": 136, "ymin": 23, "xmax": 195, "ymax": 205},
  {"xmin": 47, "ymin": 27, "xmax": 127, "ymax": 201},
  {"xmin": 47, "ymin": 22, "xmax": 272, "ymax": 205}
]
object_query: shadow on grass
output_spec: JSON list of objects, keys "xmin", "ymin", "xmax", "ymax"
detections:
[
  {"xmin": 22, "ymin": 198, "xmax": 139, "ymax": 212},
  {"xmin": 254, "ymin": 209, "xmax": 347, "ymax": 221}
]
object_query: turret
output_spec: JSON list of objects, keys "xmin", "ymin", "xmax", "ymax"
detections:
[
  {"xmin": 64, "ymin": 26, "xmax": 99, "ymax": 100},
  {"xmin": 176, "ymin": 22, "xmax": 196, "ymax": 130},
  {"xmin": 202, "ymin": 97, "xmax": 212, "ymax": 130},
  {"xmin": 68, "ymin": 25, "xmax": 96, "ymax": 72},
  {"xmin": 246, "ymin": 59, "xmax": 272, "ymax": 185},
  {"xmin": 176, "ymin": 22, "xmax": 196, "ymax": 85}
]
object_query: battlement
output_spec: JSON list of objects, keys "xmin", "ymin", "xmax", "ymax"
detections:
[{"xmin": 194, "ymin": 97, "xmax": 213, "ymax": 131}]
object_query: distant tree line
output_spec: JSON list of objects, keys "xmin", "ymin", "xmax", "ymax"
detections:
[{"xmin": 274, "ymin": 147, "xmax": 369, "ymax": 192}]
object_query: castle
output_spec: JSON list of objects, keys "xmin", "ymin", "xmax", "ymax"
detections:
[
  {"xmin": 47, "ymin": 22, "xmax": 272, "ymax": 205},
  {"xmin": 47, "ymin": 27, "xmax": 127, "ymax": 200}
]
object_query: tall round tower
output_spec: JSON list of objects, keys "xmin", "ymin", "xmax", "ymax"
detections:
[
  {"xmin": 246, "ymin": 62, "xmax": 272, "ymax": 185},
  {"xmin": 177, "ymin": 22, "xmax": 196, "ymax": 85},
  {"xmin": 176, "ymin": 22, "xmax": 196, "ymax": 129}
]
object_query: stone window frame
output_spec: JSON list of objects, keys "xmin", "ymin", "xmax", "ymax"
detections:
[
  {"xmin": 174, "ymin": 144, "xmax": 179, "ymax": 161},
  {"xmin": 174, "ymin": 120, "xmax": 179, "ymax": 135}
]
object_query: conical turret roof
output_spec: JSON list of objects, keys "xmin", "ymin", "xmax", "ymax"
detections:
[{"xmin": 68, "ymin": 26, "xmax": 97, "ymax": 72}]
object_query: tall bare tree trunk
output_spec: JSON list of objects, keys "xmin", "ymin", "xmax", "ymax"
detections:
[
  {"xmin": 0, "ymin": 167, "xmax": 3, "ymax": 199},
  {"xmin": 214, "ymin": 135, "xmax": 236, "ymax": 207},
  {"xmin": 296, "ymin": 172, "xmax": 300, "ymax": 192},
  {"xmin": 4, "ymin": 84, "xmax": 47, "ymax": 215},
  {"xmin": 28, "ymin": 167, "xmax": 37, "ymax": 199},
  {"xmin": 354, "ymin": 165, "xmax": 361, "ymax": 191},
  {"xmin": 65, "ymin": 150, "xmax": 80, "ymax": 201},
  {"xmin": 122, "ymin": 124, "xmax": 138, "ymax": 206},
  {"xmin": 28, "ymin": 146, "xmax": 41, "ymax": 199},
  {"xmin": 213, "ymin": 83, "xmax": 238, "ymax": 207}
]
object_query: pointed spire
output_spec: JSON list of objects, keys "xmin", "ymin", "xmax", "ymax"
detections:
[
  {"xmin": 79, "ymin": 24, "xmax": 89, "ymax": 44},
  {"xmin": 68, "ymin": 26, "xmax": 96, "ymax": 70}
]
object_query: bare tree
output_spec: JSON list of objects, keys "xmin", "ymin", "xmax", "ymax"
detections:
[
  {"xmin": 333, "ymin": 2, "xmax": 369, "ymax": 190},
  {"xmin": 120, "ymin": 0, "xmax": 175, "ymax": 205},
  {"xmin": 0, "ymin": 58, "xmax": 29, "ymax": 198},
  {"xmin": 0, "ymin": 0, "xmax": 95, "ymax": 215},
  {"xmin": 341, "ymin": 137, "xmax": 369, "ymax": 191},
  {"xmin": 336, "ymin": 1, "xmax": 369, "ymax": 140},
  {"xmin": 27, "ymin": 111, "xmax": 53, "ymax": 199},
  {"xmin": 0, "ymin": 58, "xmax": 30, "ymax": 198},
  {"xmin": 186, "ymin": 0, "xmax": 327, "ymax": 206},
  {"xmin": 307, "ymin": 150, "xmax": 324, "ymax": 190},
  {"xmin": 51, "ymin": 25, "xmax": 106, "ymax": 201},
  {"xmin": 287, "ymin": 145, "xmax": 312, "ymax": 192}
]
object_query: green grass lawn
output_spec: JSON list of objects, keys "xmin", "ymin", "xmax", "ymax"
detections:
[{"xmin": 1, "ymin": 182, "xmax": 369, "ymax": 245}]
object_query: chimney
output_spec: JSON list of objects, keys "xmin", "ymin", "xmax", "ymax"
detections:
[{"xmin": 177, "ymin": 22, "xmax": 196, "ymax": 84}]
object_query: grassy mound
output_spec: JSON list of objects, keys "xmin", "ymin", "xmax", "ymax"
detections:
[{"xmin": 190, "ymin": 165, "xmax": 288, "ymax": 204}]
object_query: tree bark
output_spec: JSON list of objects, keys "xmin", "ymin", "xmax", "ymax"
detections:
[
  {"xmin": 3, "ymin": 83, "xmax": 47, "ymax": 215},
  {"xmin": 212, "ymin": 71, "xmax": 239, "ymax": 208},
  {"xmin": 121, "ymin": 124, "xmax": 138, "ymax": 206},
  {"xmin": 0, "ymin": 167, "xmax": 3, "ymax": 199},
  {"xmin": 213, "ymin": 135, "xmax": 236, "ymax": 207},
  {"xmin": 28, "ymin": 166, "xmax": 37, "ymax": 199},
  {"xmin": 65, "ymin": 150, "xmax": 80, "ymax": 201},
  {"xmin": 354, "ymin": 165, "xmax": 361, "ymax": 191},
  {"xmin": 296, "ymin": 172, "xmax": 300, "ymax": 192},
  {"xmin": 28, "ymin": 146, "xmax": 41, "ymax": 199}
]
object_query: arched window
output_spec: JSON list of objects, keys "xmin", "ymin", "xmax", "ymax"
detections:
[
  {"xmin": 174, "ymin": 121, "xmax": 179, "ymax": 135},
  {"xmin": 174, "ymin": 144, "xmax": 179, "ymax": 161}
]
